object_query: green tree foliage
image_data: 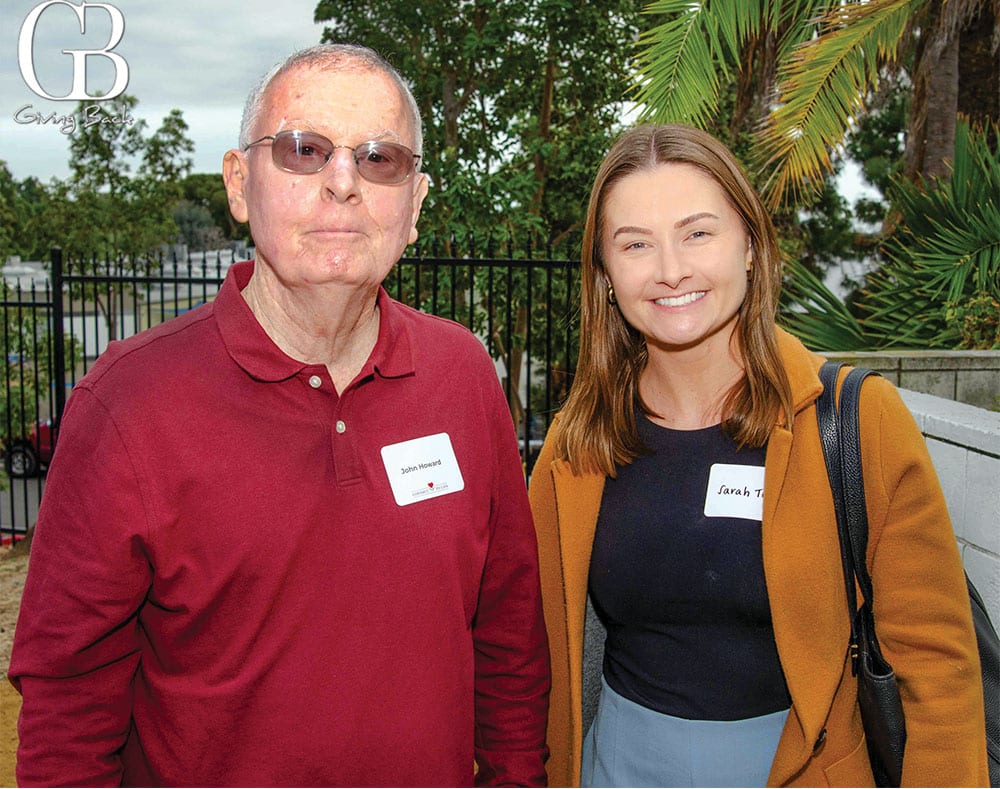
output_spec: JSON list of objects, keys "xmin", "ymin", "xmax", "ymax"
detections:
[
  {"xmin": 131, "ymin": 109, "xmax": 199, "ymax": 260},
  {"xmin": 635, "ymin": 0, "xmax": 993, "ymax": 208},
  {"xmin": 0, "ymin": 164, "xmax": 20, "ymax": 260},
  {"xmin": 173, "ymin": 201, "xmax": 227, "ymax": 252},
  {"xmin": 632, "ymin": 1, "xmax": 862, "ymax": 281},
  {"xmin": 783, "ymin": 118, "xmax": 1000, "ymax": 350},
  {"xmin": 12, "ymin": 177, "xmax": 54, "ymax": 262},
  {"xmin": 0, "ymin": 164, "xmax": 55, "ymax": 263},
  {"xmin": 66, "ymin": 95, "xmax": 190, "ymax": 259},
  {"xmin": 140, "ymin": 109, "xmax": 195, "ymax": 191},
  {"xmin": 864, "ymin": 118, "xmax": 1000, "ymax": 348},
  {"xmin": 1, "ymin": 291, "xmax": 49, "ymax": 453},
  {"xmin": 58, "ymin": 96, "xmax": 200, "ymax": 339},
  {"xmin": 314, "ymin": 0, "xmax": 644, "ymax": 243},
  {"xmin": 1, "ymin": 101, "xmax": 229, "ymax": 267},
  {"xmin": 845, "ymin": 74, "xmax": 909, "ymax": 211},
  {"xmin": 181, "ymin": 173, "xmax": 246, "ymax": 243}
]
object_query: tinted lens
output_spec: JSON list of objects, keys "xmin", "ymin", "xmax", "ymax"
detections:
[
  {"xmin": 353, "ymin": 141, "xmax": 417, "ymax": 184},
  {"xmin": 260, "ymin": 131, "xmax": 418, "ymax": 182},
  {"xmin": 270, "ymin": 131, "xmax": 333, "ymax": 174}
]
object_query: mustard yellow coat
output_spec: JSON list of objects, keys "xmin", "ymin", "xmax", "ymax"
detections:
[{"xmin": 528, "ymin": 330, "xmax": 988, "ymax": 787}]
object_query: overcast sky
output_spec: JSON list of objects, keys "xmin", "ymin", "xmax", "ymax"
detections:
[{"xmin": 2, "ymin": 0, "xmax": 326, "ymax": 182}]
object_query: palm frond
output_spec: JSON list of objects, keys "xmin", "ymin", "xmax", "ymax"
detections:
[
  {"xmin": 780, "ymin": 257, "xmax": 868, "ymax": 351},
  {"xmin": 861, "ymin": 118, "xmax": 1000, "ymax": 348},
  {"xmin": 756, "ymin": 0, "xmax": 919, "ymax": 209},
  {"xmin": 635, "ymin": 0, "xmax": 778, "ymax": 127},
  {"xmin": 771, "ymin": 0, "xmax": 831, "ymax": 63},
  {"xmin": 634, "ymin": 2, "xmax": 728, "ymax": 126}
]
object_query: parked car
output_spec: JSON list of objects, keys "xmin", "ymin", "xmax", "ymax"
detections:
[{"xmin": 2, "ymin": 420, "xmax": 54, "ymax": 479}]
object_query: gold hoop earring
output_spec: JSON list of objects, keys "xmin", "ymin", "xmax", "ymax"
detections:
[{"xmin": 607, "ymin": 284, "xmax": 617, "ymax": 305}]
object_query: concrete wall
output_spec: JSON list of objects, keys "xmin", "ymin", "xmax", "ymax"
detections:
[
  {"xmin": 898, "ymin": 388, "xmax": 1000, "ymax": 627},
  {"xmin": 827, "ymin": 350, "xmax": 1000, "ymax": 412}
]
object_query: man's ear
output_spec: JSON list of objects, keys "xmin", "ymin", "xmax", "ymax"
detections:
[
  {"xmin": 407, "ymin": 172, "xmax": 430, "ymax": 246},
  {"xmin": 222, "ymin": 149, "xmax": 250, "ymax": 224}
]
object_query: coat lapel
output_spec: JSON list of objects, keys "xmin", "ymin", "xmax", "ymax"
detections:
[{"xmin": 763, "ymin": 419, "xmax": 855, "ymax": 784}]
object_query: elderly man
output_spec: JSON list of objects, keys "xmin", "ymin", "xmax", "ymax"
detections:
[{"xmin": 10, "ymin": 44, "xmax": 550, "ymax": 787}]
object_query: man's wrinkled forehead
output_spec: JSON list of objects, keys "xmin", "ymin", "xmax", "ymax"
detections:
[{"xmin": 260, "ymin": 62, "xmax": 413, "ymax": 140}]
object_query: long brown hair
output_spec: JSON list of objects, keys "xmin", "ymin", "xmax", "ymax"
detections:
[{"xmin": 555, "ymin": 124, "xmax": 793, "ymax": 476}]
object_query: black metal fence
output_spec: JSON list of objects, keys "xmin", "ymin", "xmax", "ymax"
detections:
[{"xmin": 0, "ymin": 240, "xmax": 581, "ymax": 542}]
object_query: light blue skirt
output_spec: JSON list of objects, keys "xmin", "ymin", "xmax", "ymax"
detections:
[{"xmin": 581, "ymin": 677, "xmax": 789, "ymax": 788}]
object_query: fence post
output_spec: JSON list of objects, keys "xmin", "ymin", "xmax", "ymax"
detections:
[{"xmin": 50, "ymin": 247, "xmax": 66, "ymax": 427}]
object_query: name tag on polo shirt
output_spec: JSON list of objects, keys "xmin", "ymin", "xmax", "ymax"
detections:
[
  {"xmin": 704, "ymin": 463, "xmax": 765, "ymax": 521},
  {"xmin": 380, "ymin": 432, "xmax": 465, "ymax": 507}
]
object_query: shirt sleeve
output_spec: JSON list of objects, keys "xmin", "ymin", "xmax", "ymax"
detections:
[
  {"xmin": 470, "ymin": 363, "xmax": 551, "ymax": 787},
  {"xmin": 9, "ymin": 386, "xmax": 152, "ymax": 787}
]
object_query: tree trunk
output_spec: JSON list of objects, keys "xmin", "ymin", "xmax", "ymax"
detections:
[
  {"xmin": 731, "ymin": 29, "xmax": 778, "ymax": 141},
  {"xmin": 96, "ymin": 291, "xmax": 119, "ymax": 344},
  {"xmin": 531, "ymin": 55, "xmax": 557, "ymax": 213},
  {"xmin": 957, "ymin": 3, "xmax": 999, "ymax": 131},
  {"xmin": 922, "ymin": 43, "xmax": 959, "ymax": 181},
  {"xmin": 903, "ymin": 1, "xmax": 987, "ymax": 182},
  {"xmin": 491, "ymin": 306, "xmax": 528, "ymax": 436},
  {"xmin": 441, "ymin": 70, "xmax": 461, "ymax": 150}
]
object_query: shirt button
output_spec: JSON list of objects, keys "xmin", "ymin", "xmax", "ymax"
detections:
[
  {"xmin": 308, "ymin": 375, "xmax": 322, "ymax": 389},
  {"xmin": 335, "ymin": 420, "xmax": 347, "ymax": 434}
]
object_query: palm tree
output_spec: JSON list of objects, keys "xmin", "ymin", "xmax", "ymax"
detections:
[
  {"xmin": 783, "ymin": 118, "xmax": 1000, "ymax": 350},
  {"xmin": 635, "ymin": 0, "xmax": 994, "ymax": 209}
]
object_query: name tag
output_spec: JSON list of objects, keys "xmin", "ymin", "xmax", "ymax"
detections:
[
  {"xmin": 380, "ymin": 432, "xmax": 465, "ymax": 507},
  {"xmin": 703, "ymin": 463, "xmax": 765, "ymax": 521}
]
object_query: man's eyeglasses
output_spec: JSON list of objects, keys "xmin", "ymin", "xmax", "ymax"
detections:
[{"xmin": 243, "ymin": 130, "xmax": 421, "ymax": 184}]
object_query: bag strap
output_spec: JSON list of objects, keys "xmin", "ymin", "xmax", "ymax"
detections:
[
  {"xmin": 817, "ymin": 362, "xmax": 857, "ymax": 617},
  {"xmin": 817, "ymin": 361, "xmax": 880, "ymax": 658}
]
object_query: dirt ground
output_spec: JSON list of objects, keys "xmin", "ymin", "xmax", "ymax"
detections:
[{"xmin": 0, "ymin": 541, "xmax": 29, "ymax": 788}]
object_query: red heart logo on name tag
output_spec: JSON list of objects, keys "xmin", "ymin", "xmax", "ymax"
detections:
[{"xmin": 428, "ymin": 482, "xmax": 434, "ymax": 489}]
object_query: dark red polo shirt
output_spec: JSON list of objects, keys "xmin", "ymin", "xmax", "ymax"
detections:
[{"xmin": 10, "ymin": 261, "xmax": 550, "ymax": 787}]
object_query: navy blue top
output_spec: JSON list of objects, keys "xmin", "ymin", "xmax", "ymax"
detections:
[{"xmin": 589, "ymin": 416, "xmax": 791, "ymax": 721}]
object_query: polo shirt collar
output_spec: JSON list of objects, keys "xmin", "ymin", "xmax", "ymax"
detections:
[
  {"xmin": 215, "ymin": 260, "xmax": 415, "ymax": 383},
  {"xmin": 366, "ymin": 288, "xmax": 415, "ymax": 381}
]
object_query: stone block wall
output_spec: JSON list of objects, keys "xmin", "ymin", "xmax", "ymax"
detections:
[{"xmin": 827, "ymin": 350, "xmax": 999, "ymax": 412}]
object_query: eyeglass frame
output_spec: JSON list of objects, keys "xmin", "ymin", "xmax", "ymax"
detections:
[{"xmin": 243, "ymin": 129, "xmax": 423, "ymax": 184}]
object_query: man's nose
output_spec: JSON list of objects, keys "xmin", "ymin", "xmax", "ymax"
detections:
[{"xmin": 321, "ymin": 148, "xmax": 362, "ymax": 202}]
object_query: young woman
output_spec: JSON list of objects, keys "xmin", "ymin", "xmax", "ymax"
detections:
[{"xmin": 529, "ymin": 124, "xmax": 988, "ymax": 787}]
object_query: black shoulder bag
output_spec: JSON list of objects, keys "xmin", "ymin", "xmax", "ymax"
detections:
[{"xmin": 817, "ymin": 361, "xmax": 1000, "ymax": 787}]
